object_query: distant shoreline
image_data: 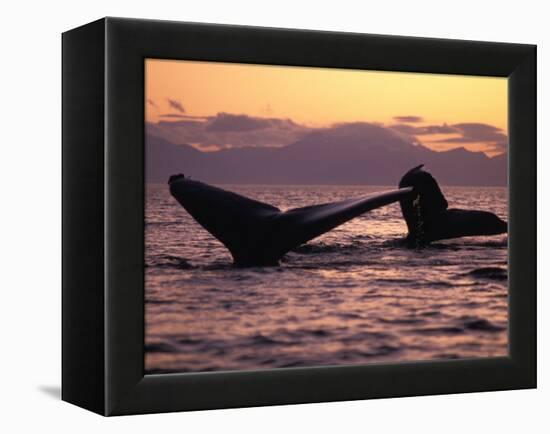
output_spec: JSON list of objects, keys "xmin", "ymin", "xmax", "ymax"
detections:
[{"xmin": 145, "ymin": 182, "xmax": 509, "ymax": 188}]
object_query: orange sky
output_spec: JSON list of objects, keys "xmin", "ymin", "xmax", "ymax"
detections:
[{"xmin": 145, "ymin": 59, "xmax": 507, "ymax": 156}]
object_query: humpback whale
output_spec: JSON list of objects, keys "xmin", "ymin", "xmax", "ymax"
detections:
[
  {"xmin": 398, "ymin": 165, "xmax": 507, "ymax": 246},
  {"xmin": 169, "ymin": 174, "xmax": 413, "ymax": 266}
]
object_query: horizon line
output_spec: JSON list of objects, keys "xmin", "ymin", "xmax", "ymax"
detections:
[{"xmin": 145, "ymin": 181, "xmax": 508, "ymax": 188}]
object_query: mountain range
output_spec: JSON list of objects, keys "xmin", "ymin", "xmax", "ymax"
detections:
[{"xmin": 146, "ymin": 123, "xmax": 507, "ymax": 186}]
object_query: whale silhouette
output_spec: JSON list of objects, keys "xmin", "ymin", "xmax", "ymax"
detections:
[
  {"xmin": 168, "ymin": 174, "xmax": 413, "ymax": 266},
  {"xmin": 398, "ymin": 165, "xmax": 507, "ymax": 247}
]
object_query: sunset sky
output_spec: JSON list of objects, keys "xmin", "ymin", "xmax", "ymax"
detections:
[{"xmin": 145, "ymin": 59, "xmax": 507, "ymax": 156}]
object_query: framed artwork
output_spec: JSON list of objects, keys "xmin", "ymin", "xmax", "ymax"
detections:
[{"xmin": 62, "ymin": 17, "xmax": 536, "ymax": 415}]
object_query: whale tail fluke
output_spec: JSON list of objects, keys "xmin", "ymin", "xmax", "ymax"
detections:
[
  {"xmin": 169, "ymin": 176, "xmax": 412, "ymax": 266},
  {"xmin": 398, "ymin": 165, "xmax": 507, "ymax": 245},
  {"xmin": 169, "ymin": 178, "xmax": 281, "ymax": 266},
  {"xmin": 271, "ymin": 187, "xmax": 414, "ymax": 259}
]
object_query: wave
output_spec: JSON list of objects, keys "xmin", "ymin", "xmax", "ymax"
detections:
[
  {"xmin": 291, "ymin": 241, "xmax": 364, "ymax": 254},
  {"xmin": 412, "ymin": 317, "xmax": 504, "ymax": 336},
  {"xmin": 462, "ymin": 318, "xmax": 505, "ymax": 332},
  {"xmin": 466, "ymin": 267, "xmax": 507, "ymax": 280},
  {"xmin": 146, "ymin": 254, "xmax": 195, "ymax": 269}
]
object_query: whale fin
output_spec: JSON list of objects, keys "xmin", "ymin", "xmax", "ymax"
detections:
[
  {"xmin": 399, "ymin": 164, "xmax": 448, "ymax": 214},
  {"xmin": 398, "ymin": 165, "xmax": 507, "ymax": 245},
  {"xmin": 169, "ymin": 176, "xmax": 413, "ymax": 266}
]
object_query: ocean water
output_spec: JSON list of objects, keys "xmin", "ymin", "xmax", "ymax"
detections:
[{"xmin": 145, "ymin": 184, "xmax": 508, "ymax": 374}]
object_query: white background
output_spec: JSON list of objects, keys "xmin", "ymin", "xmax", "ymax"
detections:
[{"xmin": 0, "ymin": 0, "xmax": 547, "ymax": 432}]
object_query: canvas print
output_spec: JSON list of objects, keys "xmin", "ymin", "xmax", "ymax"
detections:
[{"xmin": 144, "ymin": 59, "xmax": 508, "ymax": 374}]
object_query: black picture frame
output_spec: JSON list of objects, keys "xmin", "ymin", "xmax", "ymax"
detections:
[{"xmin": 62, "ymin": 17, "xmax": 536, "ymax": 416}]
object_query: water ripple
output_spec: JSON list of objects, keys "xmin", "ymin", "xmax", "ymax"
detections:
[{"xmin": 145, "ymin": 184, "xmax": 508, "ymax": 373}]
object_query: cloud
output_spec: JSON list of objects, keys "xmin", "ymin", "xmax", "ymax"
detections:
[
  {"xmin": 445, "ymin": 123, "xmax": 507, "ymax": 142},
  {"xmin": 167, "ymin": 98, "xmax": 185, "ymax": 113},
  {"xmin": 390, "ymin": 123, "xmax": 457, "ymax": 136},
  {"xmin": 393, "ymin": 115, "xmax": 423, "ymax": 123},
  {"xmin": 389, "ymin": 122, "xmax": 507, "ymax": 154},
  {"xmin": 147, "ymin": 112, "xmax": 311, "ymax": 150},
  {"xmin": 147, "ymin": 112, "xmax": 506, "ymax": 155},
  {"xmin": 206, "ymin": 113, "xmax": 301, "ymax": 134},
  {"xmin": 160, "ymin": 113, "xmax": 210, "ymax": 121},
  {"xmin": 206, "ymin": 113, "xmax": 273, "ymax": 132},
  {"xmin": 421, "ymin": 124, "xmax": 458, "ymax": 134},
  {"xmin": 435, "ymin": 123, "xmax": 508, "ymax": 153},
  {"xmin": 160, "ymin": 113, "xmax": 187, "ymax": 119}
]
